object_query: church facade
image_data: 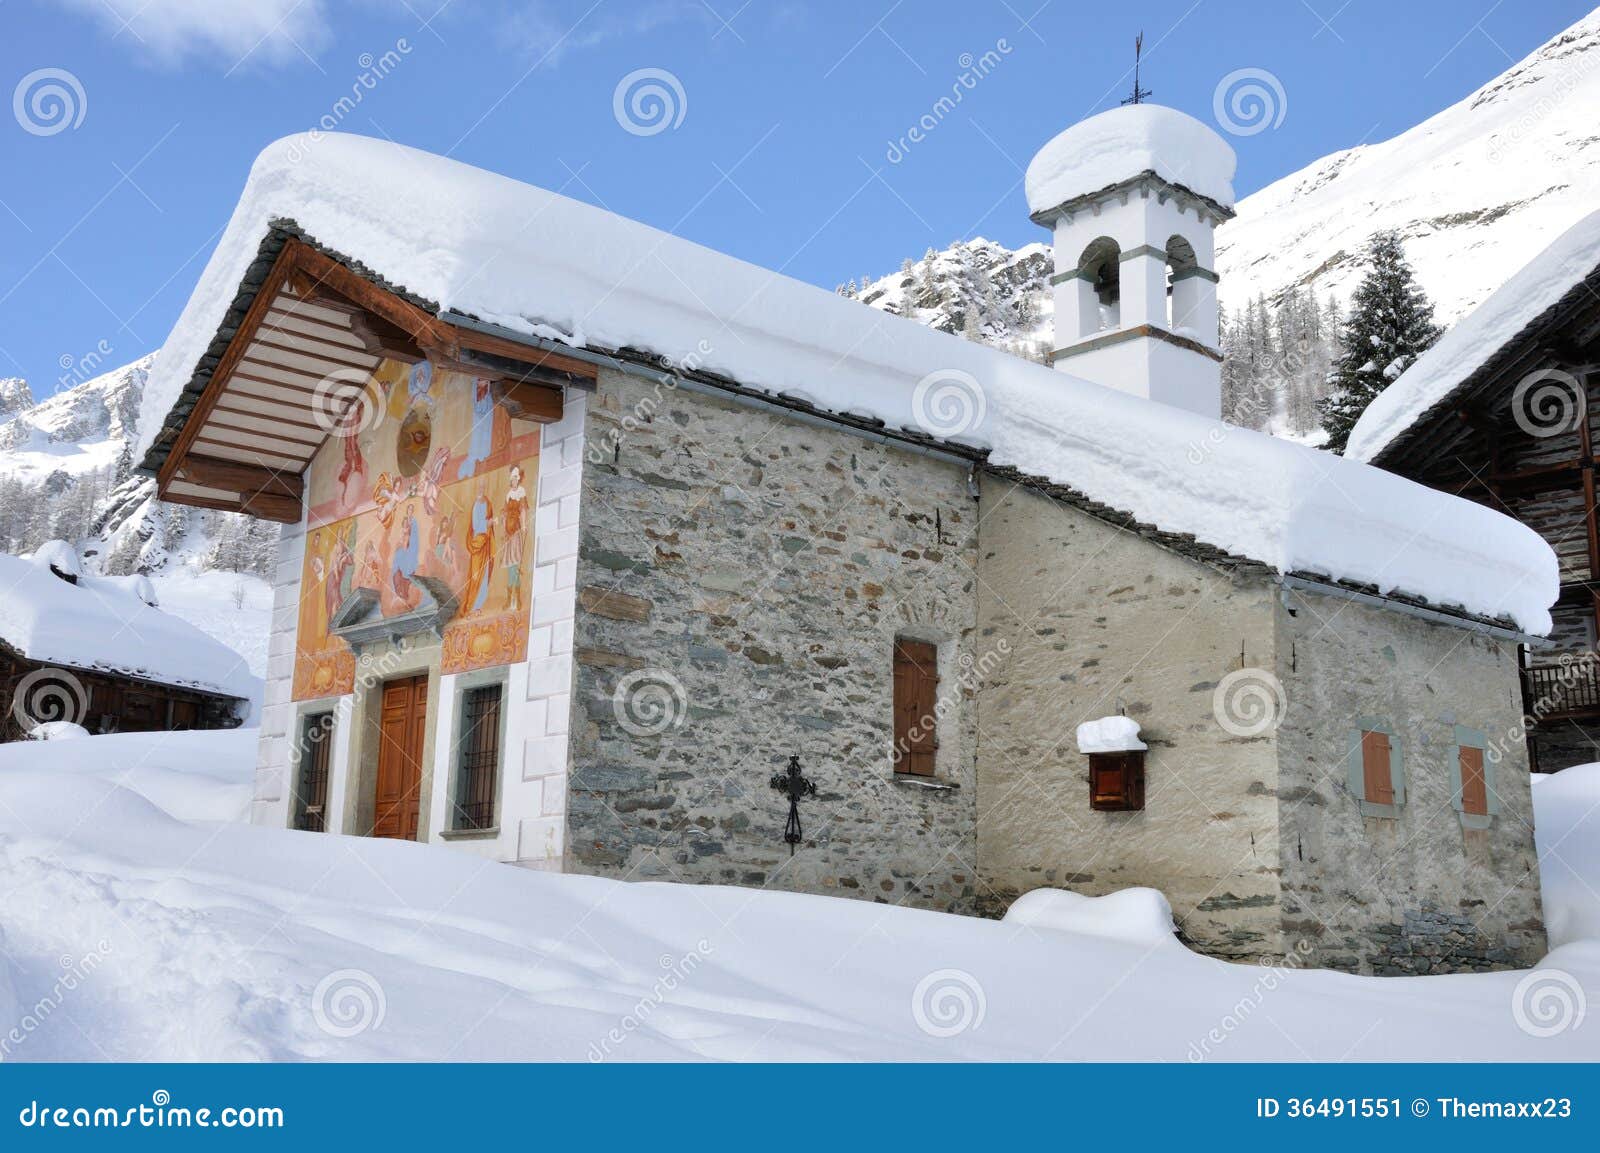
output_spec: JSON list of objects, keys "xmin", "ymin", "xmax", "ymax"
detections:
[{"xmin": 136, "ymin": 109, "xmax": 1553, "ymax": 976}]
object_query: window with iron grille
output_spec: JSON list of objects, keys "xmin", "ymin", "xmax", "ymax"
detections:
[
  {"xmin": 454, "ymin": 684, "xmax": 504, "ymax": 830},
  {"xmin": 293, "ymin": 712, "xmax": 333, "ymax": 832}
]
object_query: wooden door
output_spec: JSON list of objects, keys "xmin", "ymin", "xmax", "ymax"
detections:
[{"xmin": 373, "ymin": 674, "xmax": 429, "ymax": 840}]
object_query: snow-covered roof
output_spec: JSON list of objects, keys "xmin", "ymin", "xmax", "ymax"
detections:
[
  {"xmin": 0, "ymin": 551, "xmax": 256, "ymax": 699},
  {"xmin": 1347, "ymin": 208, "xmax": 1600, "ymax": 464},
  {"xmin": 1025, "ymin": 104, "xmax": 1237, "ymax": 220},
  {"xmin": 138, "ymin": 133, "xmax": 1557, "ymax": 633},
  {"xmin": 1076, "ymin": 716, "xmax": 1148, "ymax": 754}
]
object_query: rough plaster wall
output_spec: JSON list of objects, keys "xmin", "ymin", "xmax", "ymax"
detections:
[
  {"xmin": 564, "ymin": 370, "xmax": 980, "ymax": 911},
  {"xmin": 250, "ymin": 516, "xmax": 306, "ymax": 828},
  {"xmin": 974, "ymin": 478, "xmax": 1282, "ymax": 957},
  {"xmin": 1276, "ymin": 589, "xmax": 1547, "ymax": 974}
]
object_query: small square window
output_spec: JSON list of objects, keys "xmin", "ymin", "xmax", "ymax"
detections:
[{"xmin": 1089, "ymin": 751, "xmax": 1145, "ymax": 811}]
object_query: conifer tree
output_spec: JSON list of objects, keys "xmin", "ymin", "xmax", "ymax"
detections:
[{"xmin": 1318, "ymin": 231, "xmax": 1441, "ymax": 454}]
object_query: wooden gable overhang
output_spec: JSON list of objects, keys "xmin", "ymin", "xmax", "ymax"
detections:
[
  {"xmin": 1365, "ymin": 262, "xmax": 1600, "ymax": 651},
  {"xmin": 139, "ymin": 224, "xmax": 598, "ymax": 522}
]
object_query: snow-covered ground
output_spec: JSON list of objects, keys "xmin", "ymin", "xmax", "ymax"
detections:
[{"xmin": 0, "ymin": 731, "xmax": 1596, "ymax": 1061}]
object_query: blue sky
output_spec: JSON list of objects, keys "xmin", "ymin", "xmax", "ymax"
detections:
[{"xmin": 0, "ymin": 0, "xmax": 1591, "ymax": 398}]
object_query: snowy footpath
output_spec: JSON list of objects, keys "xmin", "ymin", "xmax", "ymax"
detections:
[{"xmin": 0, "ymin": 730, "xmax": 1596, "ymax": 1061}]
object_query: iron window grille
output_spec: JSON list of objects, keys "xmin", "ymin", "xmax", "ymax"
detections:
[
  {"xmin": 454, "ymin": 683, "xmax": 504, "ymax": 830},
  {"xmin": 293, "ymin": 713, "xmax": 333, "ymax": 832}
]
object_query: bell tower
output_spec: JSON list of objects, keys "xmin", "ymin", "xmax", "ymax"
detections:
[{"xmin": 1025, "ymin": 103, "xmax": 1236, "ymax": 418}]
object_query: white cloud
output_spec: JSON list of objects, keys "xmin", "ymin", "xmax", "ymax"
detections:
[
  {"xmin": 51, "ymin": 0, "xmax": 334, "ymax": 68},
  {"xmin": 501, "ymin": 1, "xmax": 714, "ymax": 66}
]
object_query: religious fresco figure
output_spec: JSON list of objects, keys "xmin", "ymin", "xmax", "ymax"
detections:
[
  {"xmin": 372, "ymin": 472, "xmax": 400, "ymax": 534},
  {"xmin": 358, "ymin": 540, "xmax": 383, "ymax": 592},
  {"xmin": 407, "ymin": 359, "xmax": 434, "ymax": 407},
  {"xmin": 501, "ymin": 464, "xmax": 530, "ymax": 613},
  {"xmin": 456, "ymin": 378, "xmax": 495, "ymax": 479},
  {"xmin": 465, "ymin": 478, "xmax": 495, "ymax": 613},
  {"xmin": 416, "ymin": 446, "xmax": 450, "ymax": 517},
  {"xmin": 325, "ymin": 531, "xmax": 354, "ymax": 624},
  {"xmin": 336, "ymin": 397, "xmax": 368, "ymax": 505},
  {"xmin": 431, "ymin": 510, "xmax": 461, "ymax": 583},
  {"xmin": 391, "ymin": 503, "xmax": 422, "ymax": 605}
]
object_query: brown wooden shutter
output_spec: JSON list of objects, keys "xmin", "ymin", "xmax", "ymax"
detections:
[
  {"xmin": 1459, "ymin": 745, "xmax": 1488, "ymax": 816},
  {"xmin": 1360, "ymin": 729, "xmax": 1393, "ymax": 805},
  {"xmin": 893, "ymin": 638, "xmax": 938, "ymax": 776}
]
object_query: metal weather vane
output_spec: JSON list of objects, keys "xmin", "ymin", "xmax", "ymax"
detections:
[
  {"xmin": 1121, "ymin": 31, "xmax": 1153, "ymax": 106},
  {"xmin": 769, "ymin": 755, "xmax": 816, "ymax": 857}
]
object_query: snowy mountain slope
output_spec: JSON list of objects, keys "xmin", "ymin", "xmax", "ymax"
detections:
[
  {"xmin": 1216, "ymin": 8, "xmax": 1600, "ymax": 324},
  {"xmin": 0, "ymin": 354, "xmax": 148, "ymax": 485},
  {"xmin": 858, "ymin": 8, "xmax": 1600, "ymax": 366},
  {"xmin": 0, "ymin": 355, "xmax": 275, "ymax": 675}
]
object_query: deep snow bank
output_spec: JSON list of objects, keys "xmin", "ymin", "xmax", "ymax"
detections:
[{"xmin": 0, "ymin": 733, "xmax": 1596, "ymax": 1061}]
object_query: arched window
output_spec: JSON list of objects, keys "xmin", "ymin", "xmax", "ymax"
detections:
[
  {"xmin": 1165, "ymin": 235, "xmax": 1198, "ymax": 330},
  {"xmin": 1078, "ymin": 237, "xmax": 1121, "ymax": 332}
]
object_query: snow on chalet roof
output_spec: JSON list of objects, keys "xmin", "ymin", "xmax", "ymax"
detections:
[
  {"xmin": 138, "ymin": 133, "xmax": 1556, "ymax": 633},
  {"xmin": 0, "ymin": 551, "xmax": 256, "ymax": 699},
  {"xmin": 1025, "ymin": 104, "xmax": 1237, "ymax": 220},
  {"xmin": 1348, "ymin": 208, "xmax": 1600, "ymax": 464}
]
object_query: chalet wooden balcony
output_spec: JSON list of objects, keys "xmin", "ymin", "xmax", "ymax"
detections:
[{"xmin": 1522, "ymin": 656, "xmax": 1600, "ymax": 722}]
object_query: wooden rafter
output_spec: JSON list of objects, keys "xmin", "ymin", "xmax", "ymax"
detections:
[{"xmin": 156, "ymin": 236, "xmax": 594, "ymax": 523}]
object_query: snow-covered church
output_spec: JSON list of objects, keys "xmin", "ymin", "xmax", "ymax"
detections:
[{"xmin": 134, "ymin": 105, "xmax": 1555, "ymax": 976}]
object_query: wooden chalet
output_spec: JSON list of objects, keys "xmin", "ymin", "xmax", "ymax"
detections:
[{"xmin": 1349, "ymin": 213, "xmax": 1600, "ymax": 771}]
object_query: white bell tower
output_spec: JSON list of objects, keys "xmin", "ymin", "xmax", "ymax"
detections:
[{"xmin": 1025, "ymin": 104, "xmax": 1236, "ymax": 419}]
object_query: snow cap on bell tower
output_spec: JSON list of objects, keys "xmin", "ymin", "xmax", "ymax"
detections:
[{"xmin": 1026, "ymin": 104, "xmax": 1236, "ymax": 418}]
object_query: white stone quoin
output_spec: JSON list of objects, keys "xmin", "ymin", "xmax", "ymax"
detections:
[{"xmin": 1025, "ymin": 104, "xmax": 1237, "ymax": 419}]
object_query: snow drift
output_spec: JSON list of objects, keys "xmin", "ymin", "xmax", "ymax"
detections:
[{"xmin": 0, "ymin": 731, "xmax": 1597, "ymax": 1061}]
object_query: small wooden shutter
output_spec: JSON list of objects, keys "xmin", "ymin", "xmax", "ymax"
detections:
[
  {"xmin": 893, "ymin": 638, "xmax": 938, "ymax": 776},
  {"xmin": 1089, "ymin": 751, "xmax": 1145, "ymax": 811},
  {"xmin": 1360, "ymin": 729, "xmax": 1394, "ymax": 805},
  {"xmin": 1459, "ymin": 745, "xmax": 1488, "ymax": 816}
]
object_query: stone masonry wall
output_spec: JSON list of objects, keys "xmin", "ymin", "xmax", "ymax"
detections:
[
  {"xmin": 1275, "ymin": 587, "xmax": 1546, "ymax": 974},
  {"xmin": 563, "ymin": 370, "xmax": 981, "ymax": 912},
  {"xmin": 973, "ymin": 478, "xmax": 1284, "ymax": 958}
]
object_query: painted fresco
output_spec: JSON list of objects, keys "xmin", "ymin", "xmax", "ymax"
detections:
[{"xmin": 292, "ymin": 359, "xmax": 539, "ymax": 700}]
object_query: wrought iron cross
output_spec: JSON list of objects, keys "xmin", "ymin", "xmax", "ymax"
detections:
[
  {"xmin": 768, "ymin": 755, "xmax": 815, "ymax": 856},
  {"xmin": 1121, "ymin": 31, "xmax": 1152, "ymax": 106}
]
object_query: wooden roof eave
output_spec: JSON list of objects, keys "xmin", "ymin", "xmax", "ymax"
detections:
[
  {"xmin": 143, "ymin": 224, "xmax": 595, "ymax": 524},
  {"xmin": 1369, "ymin": 265, "xmax": 1600, "ymax": 475}
]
